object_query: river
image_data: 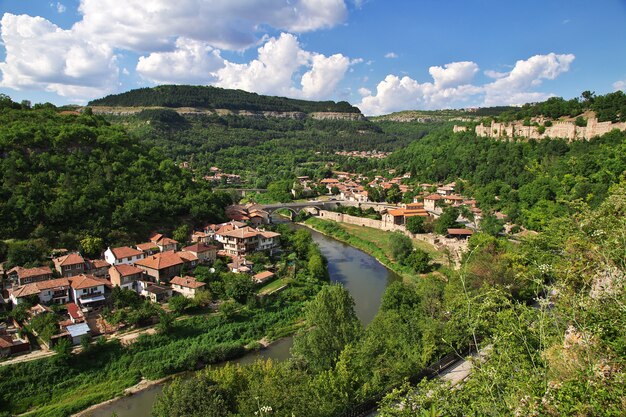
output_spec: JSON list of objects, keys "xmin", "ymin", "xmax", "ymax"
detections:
[{"xmin": 86, "ymin": 225, "xmax": 400, "ymax": 417}]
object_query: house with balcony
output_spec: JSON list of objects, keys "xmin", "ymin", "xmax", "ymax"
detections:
[
  {"xmin": 8, "ymin": 278, "xmax": 71, "ymax": 306},
  {"xmin": 53, "ymin": 253, "xmax": 85, "ymax": 277},
  {"xmin": 182, "ymin": 242, "xmax": 218, "ymax": 263},
  {"xmin": 69, "ymin": 274, "xmax": 111, "ymax": 308},
  {"xmin": 104, "ymin": 246, "xmax": 145, "ymax": 266}
]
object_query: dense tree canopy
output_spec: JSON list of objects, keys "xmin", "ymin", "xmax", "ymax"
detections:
[{"xmin": 0, "ymin": 106, "xmax": 231, "ymax": 262}]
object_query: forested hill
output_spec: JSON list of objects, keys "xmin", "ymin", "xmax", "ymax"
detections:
[
  {"xmin": 88, "ymin": 85, "xmax": 362, "ymax": 114},
  {"xmin": 0, "ymin": 103, "xmax": 231, "ymax": 265}
]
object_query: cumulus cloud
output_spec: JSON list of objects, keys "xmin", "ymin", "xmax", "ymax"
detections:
[
  {"xmin": 0, "ymin": 13, "xmax": 118, "ymax": 99},
  {"xmin": 429, "ymin": 61, "xmax": 478, "ymax": 89},
  {"xmin": 358, "ymin": 53, "xmax": 575, "ymax": 115},
  {"xmin": 384, "ymin": 52, "xmax": 398, "ymax": 59},
  {"xmin": 484, "ymin": 69, "xmax": 507, "ymax": 79},
  {"xmin": 613, "ymin": 79, "xmax": 626, "ymax": 91},
  {"xmin": 214, "ymin": 33, "xmax": 352, "ymax": 99},
  {"xmin": 137, "ymin": 38, "xmax": 224, "ymax": 85},
  {"xmin": 358, "ymin": 61, "xmax": 482, "ymax": 115},
  {"xmin": 74, "ymin": 0, "xmax": 348, "ymax": 51},
  {"xmin": 482, "ymin": 53, "xmax": 575, "ymax": 106}
]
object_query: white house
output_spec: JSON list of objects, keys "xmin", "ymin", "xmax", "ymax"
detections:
[
  {"xmin": 69, "ymin": 274, "xmax": 110, "ymax": 308},
  {"xmin": 170, "ymin": 276, "xmax": 206, "ymax": 298},
  {"xmin": 8, "ymin": 278, "xmax": 71, "ymax": 306},
  {"xmin": 104, "ymin": 246, "xmax": 145, "ymax": 266}
]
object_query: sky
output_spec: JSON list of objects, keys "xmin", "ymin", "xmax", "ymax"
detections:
[{"xmin": 0, "ymin": 0, "xmax": 625, "ymax": 115}]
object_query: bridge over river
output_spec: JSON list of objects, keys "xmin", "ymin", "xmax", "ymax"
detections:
[{"xmin": 260, "ymin": 199, "xmax": 396, "ymax": 219}]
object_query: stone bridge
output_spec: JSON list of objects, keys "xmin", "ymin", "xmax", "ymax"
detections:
[{"xmin": 260, "ymin": 200, "xmax": 395, "ymax": 219}]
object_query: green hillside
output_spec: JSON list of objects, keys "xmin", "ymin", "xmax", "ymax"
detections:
[
  {"xmin": 88, "ymin": 85, "xmax": 362, "ymax": 114},
  {"xmin": 0, "ymin": 101, "xmax": 230, "ymax": 263}
]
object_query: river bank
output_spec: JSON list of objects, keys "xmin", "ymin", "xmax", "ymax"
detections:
[
  {"xmin": 303, "ymin": 217, "xmax": 445, "ymax": 282},
  {"xmin": 70, "ymin": 224, "xmax": 400, "ymax": 417}
]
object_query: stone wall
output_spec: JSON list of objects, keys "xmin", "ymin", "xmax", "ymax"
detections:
[
  {"xmin": 468, "ymin": 117, "xmax": 626, "ymax": 141},
  {"xmin": 318, "ymin": 210, "xmax": 404, "ymax": 231}
]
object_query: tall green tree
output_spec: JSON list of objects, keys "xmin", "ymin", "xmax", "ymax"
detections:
[{"xmin": 291, "ymin": 284, "xmax": 362, "ymax": 372}]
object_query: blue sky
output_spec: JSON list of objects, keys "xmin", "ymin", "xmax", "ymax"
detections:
[{"xmin": 1, "ymin": 0, "xmax": 625, "ymax": 114}]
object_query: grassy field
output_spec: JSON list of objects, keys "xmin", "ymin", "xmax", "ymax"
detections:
[
  {"xmin": 304, "ymin": 218, "xmax": 447, "ymax": 282},
  {"xmin": 337, "ymin": 223, "xmax": 444, "ymax": 263},
  {"xmin": 258, "ymin": 278, "xmax": 291, "ymax": 295}
]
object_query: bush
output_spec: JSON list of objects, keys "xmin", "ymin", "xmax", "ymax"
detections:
[
  {"xmin": 389, "ymin": 232, "xmax": 413, "ymax": 262},
  {"xmin": 406, "ymin": 216, "xmax": 425, "ymax": 234}
]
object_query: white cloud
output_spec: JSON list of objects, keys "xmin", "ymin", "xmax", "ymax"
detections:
[
  {"xmin": 358, "ymin": 61, "xmax": 482, "ymax": 115},
  {"xmin": 358, "ymin": 87, "xmax": 371, "ymax": 97},
  {"xmin": 74, "ymin": 0, "xmax": 348, "ymax": 51},
  {"xmin": 384, "ymin": 52, "xmax": 398, "ymax": 59},
  {"xmin": 0, "ymin": 13, "xmax": 118, "ymax": 99},
  {"xmin": 214, "ymin": 33, "xmax": 352, "ymax": 100},
  {"xmin": 358, "ymin": 53, "xmax": 575, "ymax": 115},
  {"xmin": 482, "ymin": 53, "xmax": 575, "ymax": 106},
  {"xmin": 613, "ymin": 79, "xmax": 626, "ymax": 91},
  {"xmin": 50, "ymin": 2, "xmax": 67, "ymax": 13},
  {"xmin": 484, "ymin": 69, "xmax": 507, "ymax": 79},
  {"xmin": 137, "ymin": 38, "xmax": 224, "ymax": 85},
  {"xmin": 429, "ymin": 61, "xmax": 478, "ymax": 89}
]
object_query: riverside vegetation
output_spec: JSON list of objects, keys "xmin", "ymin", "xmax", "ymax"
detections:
[
  {"xmin": 0, "ymin": 226, "xmax": 330, "ymax": 417},
  {"xmin": 2, "ymin": 89, "xmax": 626, "ymax": 416}
]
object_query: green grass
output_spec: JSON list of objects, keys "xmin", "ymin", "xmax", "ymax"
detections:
[
  {"xmin": 258, "ymin": 278, "xmax": 291, "ymax": 295},
  {"xmin": 305, "ymin": 218, "xmax": 445, "ymax": 282}
]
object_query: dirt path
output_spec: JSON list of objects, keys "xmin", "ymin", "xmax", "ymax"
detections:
[{"xmin": 0, "ymin": 349, "xmax": 56, "ymax": 366}]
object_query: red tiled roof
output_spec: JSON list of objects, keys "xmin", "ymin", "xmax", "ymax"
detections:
[
  {"xmin": 111, "ymin": 246, "xmax": 143, "ymax": 259},
  {"xmin": 136, "ymin": 242, "xmax": 159, "ymax": 251},
  {"xmin": 134, "ymin": 252, "xmax": 183, "ymax": 270},
  {"xmin": 260, "ymin": 231, "xmax": 280, "ymax": 239},
  {"xmin": 178, "ymin": 252, "xmax": 198, "ymax": 263},
  {"xmin": 88, "ymin": 259, "xmax": 110, "ymax": 269},
  {"xmin": 110, "ymin": 264, "xmax": 144, "ymax": 277},
  {"xmin": 66, "ymin": 303, "xmax": 83, "ymax": 320},
  {"xmin": 54, "ymin": 253, "xmax": 84, "ymax": 266},
  {"xmin": 253, "ymin": 271, "xmax": 275, "ymax": 282},
  {"xmin": 9, "ymin": 266, "xmax": 52, "ymax": 279},
  {"xmin": 182, "ymin": 243, "xmax": 217, "ymax": 253},
  {"xmin": 424, "ymin": 194, "xmax": 443, "ymax": 200},
  {"xmin": 149, "ymin": 233, "xmax": 164, "ymax": 243},
  {"xmin": 387, "ymin": 209, "xmax": 405, "ymax": 216},
  {"xmin": 447, "ymin": 228, "xmax": 474, "ymax": 236},
  {"xmin": 70, "ymin": 274, "xmax": 111, "ymax": 290},
  {"xmin": 320, "ymin": 178, "xmax": 339, "ymax": 183},
  {"xmin": 219, "ymin": 226, "xmax": 260, "ymax": 239},
  {"xmin": 10, "ymin": 278, "xmax": 71, "ymax": 298},
  {"xmin": 170, "ymin": 275, "xmax": 206, "ymax": 289},
  {"xmin": 158, "ymin": 237, "xmax": 178, "ymax": 246}
]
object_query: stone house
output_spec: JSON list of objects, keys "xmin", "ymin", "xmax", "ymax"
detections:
[{"xmin": 170, "ymin": 276, "xmax": 206, "ymax": 298}]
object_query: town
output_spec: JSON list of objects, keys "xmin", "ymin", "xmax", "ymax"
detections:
[
  {"xmin": 0, "ymin": 167, "xmax": 499, "ymax": 360},
  {"xmin": 0, "ymin": 214, "xmax": 282, "ymax": 359}
]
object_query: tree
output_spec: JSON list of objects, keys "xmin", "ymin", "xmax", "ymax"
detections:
[
  {"xmin": 80, "ymin": 235, "xmax": 104, "ymax": 259},
  {"xmin": 223, "ymin": 273, "xmax": 254, "ymax": 304},
  {"xmin": 173, "ymin": 224, "xmax": 191, "ymax": 246},
  {"xmin": 389, "ymin": 232, "xmax": 413, "ymax": 262},
  {"xmin": 434, "ymin": 207, "xmax": 460, "ymax": 235},
  {"xmin": 291, "ymin": 284, "xmax": 362, "ymax": 372},
  {"xmin": 405, "ymin": 249, "xmax": 431, "ymax": 273},
  {"xmin": 153, "ymin": 376, "xmax": 232, "ymax": 417},
  {"xmin": 157, "ymin": 310, "xmax": 175, "ymax": 333},
  {"xmin": 385, "ymin": 183, "xmax": 403, "ymax": 204},
  {"xmin": 480, "ymin": 214, "xmax": 504, "ymax": 236},
  {"xmin": 406, "ymin": 216, "xmax": 425, "ymax": 234},
  {"xmin": 168, "ymin": 295, "xmax": 190, "ymax": 313},
  {"xmin": 330, "ymin": 185, "xmax": 340, "ymax": 195}
]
